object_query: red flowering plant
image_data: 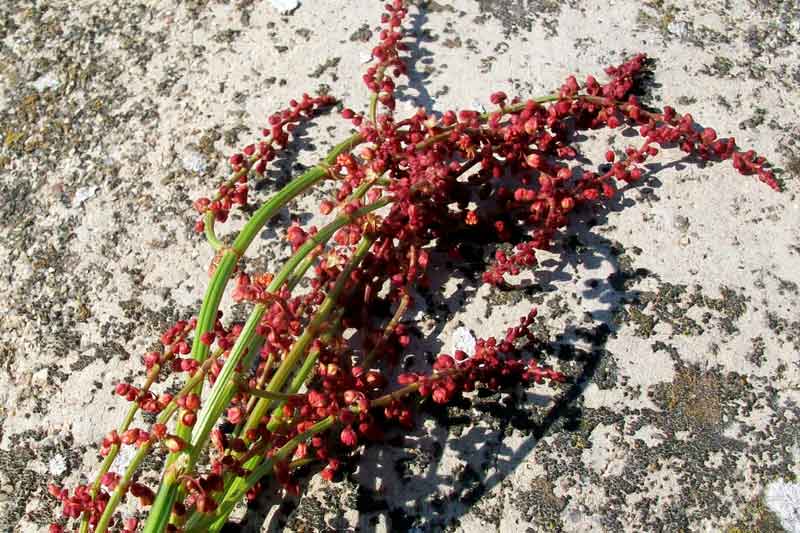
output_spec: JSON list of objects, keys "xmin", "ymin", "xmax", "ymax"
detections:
[{"xmin": 47, "ymin": 1, "xmax": 779, "ymax": 532}]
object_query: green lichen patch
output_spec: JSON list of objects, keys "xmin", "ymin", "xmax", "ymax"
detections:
[
  {"xmin": 348, "ymin": 23, "xmax": 372, "ymax": 42},
  {"xmin": 474, "ymin": 0, "xmax": 569, "ymax": 37},
  {"xmin": 701, "ymin": 56, "xmax": 736, "ymax": 78},
  {"xmin": 765, "ymin": 311, "xmax": 800, "ymax": 352},
  {"xmin": 653, "ymin": 364, "xmax": 725, "ymax": 427},
  {"xmin": 309, "ymin": 57, "xmax": 341, "ymax": 80},
  {"xmin": 702, "ymin": 286, "xmax": 748, "ymax": 336},
  {"xmin": 620, "ymin": 283, "xmax": 749, "ymax": 339},
  {"xmin": 726, "ymin": 490, "xmax": 786, "ymax": 533},
  {"xmin": 511, "ymin": 476, "xmax": 566, "ymax": 528},
  {"xmin": 650, "ymin": 363, "xmax": 753, "ymax": 432},
  {"xmin": 285, "ymin": 476, "xmax": 360, "ymax": 532},
  {"xmin": 784, "ymin": 151, "xmax": 800, "ymax": 180},
  {"xmin": 636, "ymin": 0, "xmax": 681, "ymax": 36}
]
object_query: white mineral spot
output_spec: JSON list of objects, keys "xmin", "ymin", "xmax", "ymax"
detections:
[
  {"xmin": 667, "ymin": 21, "xmax": 690, "ymax": 40},
  {"xmin": 765, "ymin": 480, "xmax": 800, "ymax": 533},
  {"xmin": 31, "ymin": 73, "xmax": 60, "ymax": 92},
  {"xmin": 73, "ymin": 186, "xmax": 98, "ymax": 207},
  {"xmin": 269, "ymin": 0, "xmax": 300, "ymax": 14},
  {"xmin": 111, "ymin": 443, "xmax": 137, "ymax": 473},
  {"xmin": 452, "ymin": 326, "xmax": 476, "ymax": 358},
  {"xmin": 48, "ymin": 454, "xmax": 67, "ymax": 477},
  {"xmin": 32, "ymin": 368, "xmax": 48, "ymax": 388},
  {"xmin": 471, "ymin": 99, "xmax": 486, "ymax": 113},
  {"xmin": 360, "ymin": 51, "xmax": 373, "ymax": 64},
  {"xmin": 182, "ymin": 151, "xmax": 208, "ymax": 173}
]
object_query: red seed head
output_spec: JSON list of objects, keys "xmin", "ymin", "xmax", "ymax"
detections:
[
  {"xmin": 120, "ymin": 429, "xmax": 139, "ymax": 445},
  {"xmin": 432, "ymin": 387, "xmax": 449, "ymax": 404},
  {"xmin": 701, "ymin": 127, "xmax": 717, "ymax": 144},
  {"xmin": 340, "ymin": 427, "xmax": 358, "ymax": 447},
  {"xmin": 319, "ymin": 200, "xmax": 334, "ymax": 215},
  {"xmin": 151, "ymin": 423, "xmax": 167, "ymax": 439},
  {"xmin": 433, "ymin": 354, "xmax": 455, "ymax": 370},
  {"xmin": 227, "ymin": 406, "xmax": 244, "ymax": 424},
  {"xmin": 181, "ymin": 411, "xmax": 197, "ymax": 427},
  {"xmin": 184, "ymin": 393, "xmax": 201, "ymax": 411},
  {"xmin": 163, "ymin": 435, "xmax": 187, "ymax": 453},
  {"xmin": 490, "ymin": 91, "xmax": 507, "ymax": 105}
]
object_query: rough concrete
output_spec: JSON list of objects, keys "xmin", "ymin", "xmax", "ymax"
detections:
[{"xmin": 0, "ymin": 0, "xmax": 798, "ymax": 531}]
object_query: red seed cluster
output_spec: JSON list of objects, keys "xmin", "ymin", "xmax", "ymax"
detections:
[
  {"xmin": 50, "ymin": 1, "xmax": 780, "ymax": 531},
  {"xmin": 193, "ymin": 93, "xmax": 336, "ymax": 232},
  {"xmin": 362, "ymin": 0, "xmax": 408, "ymax": 111}
]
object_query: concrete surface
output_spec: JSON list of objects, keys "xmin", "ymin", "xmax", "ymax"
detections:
[{"xmin": 0, "ymin": 0, "xmax": 799, "ymax": 531}]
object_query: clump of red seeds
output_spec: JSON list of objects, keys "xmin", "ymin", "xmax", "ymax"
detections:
[{"xmin": 49, "ymin": 1, "xmax": 779, "ymax": 531}]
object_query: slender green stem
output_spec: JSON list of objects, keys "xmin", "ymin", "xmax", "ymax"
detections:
[
  {"xmin": 185, "ymin": 415, "xmax": 336, "ymax": 532},
  {"xmin": 204, "ymin": 211, "xmax": 223, "ymax": 251},
  {"xmin": 186, "ymin": 368, "xmax": 461, "ymax": 533},
  {"xmin": 369, "ymin": 95, "xmax": 379, "ymax": 126},
  {"xmin": 368, "ymin": 65, "xmax": 386, "ymax": 125},
  {"xmin": 170, "ymin": 251, "xmax": 237, "ymax": 449},
  {"xmin": 174, "ymin": 194, "xmax": 391, "ymax": 478},
  {"xmin": 231, "ymin": 310, "xmax": 343, "ymax": 444},
  {"xmin": 235, "ymin": 352, "xmax": 274, "ymax": 435},
  {"xmin": 204, "ymin": 320, "xmax": 339, "ymax": 526},
  {"xmin": 289, "ymin": 457, "xmax": 316, "ymax": 470},
  {"xmin": 233, "ymin": 377, "xmax": 297, "ymax": 401},
  {"xmin": 94, "ymin": 358, "xmax": 214, "ymax": 533},
  {"xmin": 168, "ymin": 333, "xmax": 265, "ymax": 528},
  {"xmin": 363, "ymin": 291, "xmax": 410, "ymax": 369},
  {"xmin": 248, "ymin": 237, "xmax": 374, "ymax": 434},
  {"xmin": 180, "ymin": 197, "xmax": 393, "ymax": 475},
  {"xmin": 166, "ymin": 335, "xmax": 264, "ymax": 528},
  {"xmin": 138, "ymin": 134, "xmax": 364, "ymax": 533},
  {"xmin": 192, "ymin": 237, "xmax": 373, "ymax": 531}
]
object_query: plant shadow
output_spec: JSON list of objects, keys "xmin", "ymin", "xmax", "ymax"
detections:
[
  {"xmin": 218, "ymin": 3, "xmax": 761, "ymax": 529},
  {"xmin": 337, "ymin": 187, "xmax": 647, "ymax": 533},
  {"xmin": 223, "ymin": 164, "xmax": 663, "ymax": 532}
]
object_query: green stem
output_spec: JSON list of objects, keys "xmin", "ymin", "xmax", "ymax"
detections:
[
  {"xmin": 234, "ymin": 352, "xmax": 274, "ymax": 436},
  {"xmin": 362, "ymin": 291, "xmax": 410, "ymax": 369},
  {"xmin": 193, "ymin": 237, "xmax": 373, "ymax": 531},
  {"xmin": 187, "ymin": 369, "xmax": 462, "ymax": 533},
  {"xmin": 168, "ymin": 333, "xmax": 265, "ymax": 528},
  {"xmin": 182, "ymin": 197, "xmax": 392, "ymax": 473},
  {"xmin": 138, "ymin": 134, "xmax": 363, "ymax": 533},
  {"xmin": 185, "ymin": 415, "xmax": 336, "ymax": 532},
  {"xmin": 233, "ymin": 377, "xmax": 297, "ymax": 401},
  {"xmin": 203, "ymin": 211, "xmax": 223, "ymax": 251},
  {"xmin": 249, "ymin": 236, "xmax": 374, "ymax": 434},
  {"xmin": 368, "ymin": 66, "xmax": 386, "ymax": 125},
  {"xmin": 93, "ymin": 358, "xmax": 214, "ymax": 533}
]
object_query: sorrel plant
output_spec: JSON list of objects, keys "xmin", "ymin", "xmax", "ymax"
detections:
[{"xmin": 47, "ymin": 2, "xmax": 779, "ymax": 532}]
